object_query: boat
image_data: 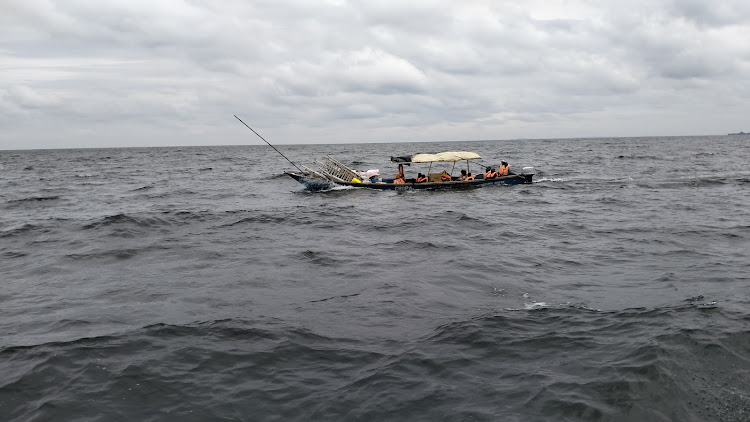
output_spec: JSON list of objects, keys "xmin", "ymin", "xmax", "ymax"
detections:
[
  {"xmin": 231, "ymin": 116, "xmax": 534, "ymax": 191},
  {"xmin": 286, "ymin": 151, "xmax": 535, "ymax": 191}
]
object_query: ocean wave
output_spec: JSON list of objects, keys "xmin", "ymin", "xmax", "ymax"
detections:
[
  {"xmin": 269, "ymin": 172, "xmax": 291, "ymax": 180},
  {"xmin": 82, "ymin": 213, "xmax": 169, "ymax": 231},
  {"xmin": 2, "ymin": 251, "xmax": 28, "ymax": 258},
  {"xmin": 615, "ymin": 154, "xmax": 678, "ymax": 161},
  {"xmin": 3, "ymin": 138, "xmax": 750, "ymax": 422},
  {"xmin": 7, "ymin": 195, "xmax": 61, "ymax": 204},
  {"xmin": 533, "ymin": 177, "xmax": 571, "ymax": 183},
  {"xmin": 2, "ymin": 306, "xmax": 748, "ymax": 421},
  {"xmin": 220, "ymin": 214, "xmax": 292, "ymax": 227},
  {"xmin": 393, "ymin": 239, "xmax": 442, "ymax": 249},
  {"xmin": 0, "ymin": 223, "xmax": 40, "ymax": 238},
  {"xmin": 66, "ymin": 247, "xmax": 145, "ymax": 261},
  {"xmin": 297, "ymin": 249, "xmax": 341, "ymax": 266}
]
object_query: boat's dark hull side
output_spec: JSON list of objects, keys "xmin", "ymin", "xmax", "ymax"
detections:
[
  {"xmin": 286, "ymin": 173, "xmax": 335, "ymax": 191},
  {"xmin": 287, "ymin": 172, "xmax": 533, "ymax": 191}
]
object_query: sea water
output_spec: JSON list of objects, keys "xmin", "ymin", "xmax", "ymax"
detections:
[{"xmin": 1, "ymin": 135, "xmax": 749, "ymax": 421}]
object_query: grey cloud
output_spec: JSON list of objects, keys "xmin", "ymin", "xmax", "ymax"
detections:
[
  {"xmin": 4, "ymin": 85, "xmax": 62, "ymax": 109},
  {"xmin": 669, "ymin": 0, "xmax": 750, "ymax": 27},
  {"xmin": 1, "ymin": 0, "xmax": 749, "ymax": 149}
]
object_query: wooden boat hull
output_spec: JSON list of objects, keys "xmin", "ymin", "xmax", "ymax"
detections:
[{"xmin": 286, "ymin": 172, "xmax": 532, "ymax": 191}]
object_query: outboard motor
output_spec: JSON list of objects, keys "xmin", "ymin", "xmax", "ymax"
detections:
[{"xmin": 520, "ymin": 166, "xmax": 535, "ymax": 184}]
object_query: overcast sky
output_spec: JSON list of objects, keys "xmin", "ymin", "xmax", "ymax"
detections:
[{"xmin": 1, "ymin": 0, "xmax": 749, "ymax": 149}]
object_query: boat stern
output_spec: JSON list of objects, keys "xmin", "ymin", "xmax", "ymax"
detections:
[{"xmin": 520, "ymin": 166, "xmax": 535, "ymax": 184}]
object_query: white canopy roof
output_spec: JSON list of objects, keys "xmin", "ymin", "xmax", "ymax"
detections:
[{"xmin": 410, "ymin": 151, "xmax": 482, "ymax": 163}]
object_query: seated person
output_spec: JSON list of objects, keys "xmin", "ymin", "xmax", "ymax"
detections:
[
  {"xmin": 499, "ymin": 161, "xmax": 512, "ymax": 175},
  {"xmin": 466, "ymin": 172, "xmax": 475, "ymax": 181},
  {"xmin": 365, "ymin": 169, "xmax": 381, "ymax": 182},
  {"xmin": 484, "ymin": 166, "xmax": 497, "ymax": 179},
  {"xmin": 458, "ymin": 169, "xmax": 468, "ymax": 180},
  {"xmin": 393, "ymin": 174, "xmax": 406, "ymax": 184},
  {"xmin": 416, "ymin": 173, "xmax": 428, "ymax": 183},
  {"xmin": 440, "ymin": 170, "xmax": 452, "ymax": 181}
]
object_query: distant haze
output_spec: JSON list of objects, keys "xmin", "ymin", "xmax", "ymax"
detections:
[{"xmin": 1, "ymin": 0, "xmax": 749, "ymax": 150}]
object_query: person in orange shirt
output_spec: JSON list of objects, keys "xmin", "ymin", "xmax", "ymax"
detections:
[
  {"xmin": 499, "ymin": 161, "xmax": 512, "ymax": 175},
  {"xmin": 416, "ymin": 173, "xmax": 428, "ymax": 183},
  {"xmin": 393, "ymin": 174, "xmax": 406, "ymax": 184}
]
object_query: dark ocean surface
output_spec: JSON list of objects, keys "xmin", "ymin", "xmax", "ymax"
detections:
[{"xmin": 1, "ymin": 135, "xmax": 749, "ymax": 421}]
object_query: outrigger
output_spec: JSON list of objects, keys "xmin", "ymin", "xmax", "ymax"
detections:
[{"xmin": 286, "ymin": 151, "xmax": 535, "ymax": 191}]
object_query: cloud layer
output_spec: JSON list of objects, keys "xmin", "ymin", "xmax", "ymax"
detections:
[{"xmin": 1, "ymin": 0, "xmax": 749, "ymax": 149}]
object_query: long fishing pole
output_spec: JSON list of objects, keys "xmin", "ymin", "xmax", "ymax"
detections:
[{"xmin": 233, "ymin": 115, "xmax": 304, "ymax": 173}]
